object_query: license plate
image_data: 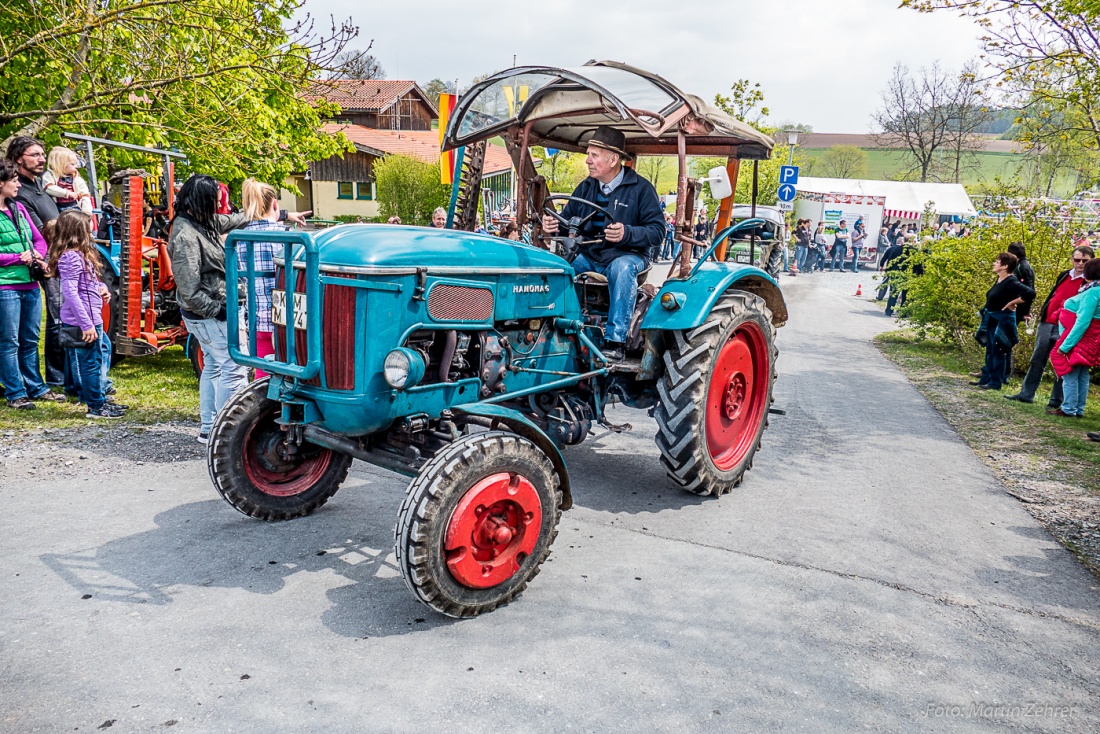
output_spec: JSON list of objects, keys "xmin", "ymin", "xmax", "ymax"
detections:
[
  {"xmin": 735, "ymin": 254, "xmax": 751, "ymax": 264},
  {"xmin": 271, "ymin": 290, "xmax": 307, "ymax": 329}
]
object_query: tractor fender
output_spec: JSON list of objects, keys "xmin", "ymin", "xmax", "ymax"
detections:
[
  {"xmin": 452, "ymin": 403, "xmax": 573, "ymax": 510},
  {"xmin": 96, "ymin": 243, "xmax": 120, "ymax": 277},
  {"xmin": 641, "ymin": 262, "xmax": 788, "ymax": 331}
]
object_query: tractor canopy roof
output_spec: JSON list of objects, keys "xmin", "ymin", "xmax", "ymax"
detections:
[{"xmin": 443, "ymin": 61, "xmax": 774, "ymax": 160}]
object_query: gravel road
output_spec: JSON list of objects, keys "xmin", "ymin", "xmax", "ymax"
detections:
[{"xmin": 2, "ymin": 273, "xmax": 1098, "ymax": 733}]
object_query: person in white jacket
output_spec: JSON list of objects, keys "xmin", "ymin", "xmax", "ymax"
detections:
[{"xmin": 43, "ymin": 147, "xmax": 93, "ymax": 217}]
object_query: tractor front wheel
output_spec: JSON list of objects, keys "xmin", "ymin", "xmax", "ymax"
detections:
[
  {"xmin": 394, "ymin": 431, "xmax": 562, "ymax": 618},
  {"xmin": 654, "ymin": 290, "xmax": 777, "ymax": 496},
  {"xmin": 207, "ymin": 379, "xmax": 352, "ymax": 520}
]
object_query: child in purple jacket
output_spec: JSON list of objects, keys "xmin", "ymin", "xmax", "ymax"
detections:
[{"xmin": 46, "ymin": 210, "xmax": 123, "ymax": 418}]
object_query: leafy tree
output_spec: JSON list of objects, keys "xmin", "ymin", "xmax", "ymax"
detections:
[
  {"xmin": 532, "ymin": 147, "xmax": 585, "ymax": 193},
  {"xmin": 373, "ymin": 153, "xmax": 450, "ymax": 226},
  {"xmin": 636, "ymin": 156, "xmax": 673, "ymax": 188},
  {"xmin": 0, "ymin": 0, "xmax": 355, "ymax": 186},
  {"xmin": 331, "ymin": 47, "xmax": 385, "ymax": 80},
  {"xmin": 895, "ymin": 201, "xmax": 1072, "ymax": 358},
  {"xmin": 818, "ymin": 145, "xmax": 869, "ymax": 179},
  {"xmin": 872, "ymin": 61, "xmax": 989, "ymax": 182},
  {"xmin": 714, "ymin": 79, "xmax": 770, "ymax": 126},
  {"xmin": 903, "ymin": 0, "xmax": 1100, "ymax": 186}
]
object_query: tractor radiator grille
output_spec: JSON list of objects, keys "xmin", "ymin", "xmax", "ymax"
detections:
[
  {"xmin": 428, "ymin": 285, "xmax": 493, "ymax": 322},
  {"xmin": 273, "ymin": 267, "xmax": 357, "ymax": 390}
]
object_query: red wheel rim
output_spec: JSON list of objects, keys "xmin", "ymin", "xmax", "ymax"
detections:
[
  {"xmin": 242, "ymin": 413, "xmax": 334, "ymax": 497},
  {"xmin": 704, "ymin": 323, "xmax": 769, "ymax": 472},
  {"xmin": 444, "ymin": 472, "xmax": 542, "ymax": 589}
]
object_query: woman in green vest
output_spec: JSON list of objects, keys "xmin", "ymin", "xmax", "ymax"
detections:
[{"xmin": 0, "ymin": 159, "xmax": 63, "ymax": 409}]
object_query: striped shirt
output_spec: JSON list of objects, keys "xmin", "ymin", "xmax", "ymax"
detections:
[{"xmin": 237, "ymin": 219, "xmax": 285, "ymax": 333}]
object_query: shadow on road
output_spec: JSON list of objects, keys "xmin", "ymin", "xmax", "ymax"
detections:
[{"xmin": 39, "ymin": 486, "xmax": 458, "ymax": 639}]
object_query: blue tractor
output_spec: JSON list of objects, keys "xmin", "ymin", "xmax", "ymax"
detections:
[{"xmin": 209, "ymin": 62, "xmax": 787, "ymax": 617}]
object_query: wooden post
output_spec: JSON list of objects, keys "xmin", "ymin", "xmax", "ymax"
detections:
[{"xmin": 712, "ymin": 155, "xmax": 740, "ymax": 261}]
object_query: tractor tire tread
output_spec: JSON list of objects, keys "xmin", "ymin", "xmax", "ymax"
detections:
[
  {"xmin": 654, "ymin": 291, "xmax": 777, "ymax": 497},
  {"xmin": 207, "ymin": 380, "xmax": 352, "ymax": 521},
  {"xmin": 394, "ymin": 431, "xmax": 562, "ymax": 619}
]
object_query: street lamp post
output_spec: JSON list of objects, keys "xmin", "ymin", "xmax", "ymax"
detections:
[{"xmin": 785, "ymin": 129, "xmax": 800, "ymax": 165}]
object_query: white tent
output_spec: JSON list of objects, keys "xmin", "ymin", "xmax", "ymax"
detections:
[{"xmin": 797, "ymin": 177, "xmax": 977, "ymax": 219}]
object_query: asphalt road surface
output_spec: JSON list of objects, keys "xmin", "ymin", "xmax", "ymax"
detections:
[{"xmin": 3, "ymin": 273, "xmax": 1099, "ymax": 733}]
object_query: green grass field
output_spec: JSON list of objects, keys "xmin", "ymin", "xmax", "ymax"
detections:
[{"xmin": 799, "ymin": 147, "xmax": 1076, "ymax": 196}]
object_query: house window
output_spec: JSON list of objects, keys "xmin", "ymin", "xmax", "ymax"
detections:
[
  {"xmin": 337, "ymin": 182, "xmax": 353, "ymax": 199},
  {"xmin": 356, "ymin": 182, "xmax": 374, "ymax": 200}
]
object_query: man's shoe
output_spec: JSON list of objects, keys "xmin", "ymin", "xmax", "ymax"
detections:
[
  {"xmin": 197, "ymin": 431, "xmax": 210, "ymax": 445},
  {"xmin": 968, "ymin": 380, "xmax": 986, "ymax": 386},
  {"xmin": 1087, "ymin": 431, "xmax": 1100, "ymax": 442},
  {"xmin": 105, "ymin": 386, "xmax": 117, "ymax": 396},
  {"xmin": 86, "ymin": 405, "xmax": 121, "ymax": 420},
  {"xmin": 1004, "ymin": 393, "xmax": 1034, "ymax": 403},
  {"xmin": 978, "ymin": 384, "xmax": 1001, "ymax": 390},
  {"xmin": 1047, "ymin": 408, "xmax": 1080, "ymax": 418},
  {"xmin": 602, "ymin": 343, "xmax": 625, "ymax": 362},
  {"xmin": 33, "ymin": 390, "xmax": 66, "ymax": 402},
  {"xmin": 968, "ymin": 371, "xmax": 983, "ymax": 378},
  {"xmin": 7, "ymin": 397, "xmax": 36, "ymax": 410},
  {"xmin": 106, "ymin": 397, "xmax": 129, "ymax": 410}
]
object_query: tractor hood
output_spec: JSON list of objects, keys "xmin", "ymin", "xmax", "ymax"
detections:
[{"xmin": 299, "ymin": 224, "xmax": 573, "ymax": 274}]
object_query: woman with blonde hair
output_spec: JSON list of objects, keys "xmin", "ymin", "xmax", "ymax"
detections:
[
  {"xmin": 238, "ymin": 177, "xmax": 283, "ymax": 379},
  {"xmin": 43, "ymin": 147, "xmax": 93, "ymax": 216}
]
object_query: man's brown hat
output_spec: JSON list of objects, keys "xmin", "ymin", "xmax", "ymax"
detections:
[{"xmin": 586, "ymin": 126, "xmax": 630, "ymax": 159}]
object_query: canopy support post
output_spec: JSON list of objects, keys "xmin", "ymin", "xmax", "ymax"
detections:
[
  {"xmin": 750, "ymin": 160, "xmax": 759, "ymax": 265},
  {"xmin": 713, "ymin": 155, "xmax": 740, "ymax": 262}
]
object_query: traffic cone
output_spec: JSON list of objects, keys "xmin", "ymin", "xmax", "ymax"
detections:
[
  {"xmin": 789, "ymin": 257, "xmax": 799, "ymax": 276},
  {"xmin": 855, "ymin": 283, "xmax": 863, "ymax": 296}
]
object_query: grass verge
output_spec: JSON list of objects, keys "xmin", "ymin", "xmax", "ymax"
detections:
[
  {"xmin": 876, "ymin": 330, "xmax": 1100, "ymax": 576},
  {"xmin": 0, "ymin": 345, "xmax": 199, "ymax": 432}
]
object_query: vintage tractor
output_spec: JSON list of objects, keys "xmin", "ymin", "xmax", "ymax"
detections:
[{"xmin": 209, "ymin": 62, "xmax": 788, "ymax": 618}]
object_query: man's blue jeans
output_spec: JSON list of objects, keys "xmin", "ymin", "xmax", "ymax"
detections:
[
  {"xmin": 794, "ymin": 245, "xmax": 810, "ymax": 272},
  {"xmin": 182, "ymin": 315, "xmax": 249, "ymax": 433},
  {"xmin": 67, "ymin": 324, "xmax": 107, "ymax": 410},
  {"xmin": 849, "ymin": 247, "xmax": 862, "ymax": 272},
  {"xmin": 0, "ymin": 288, "xmax": 47, "ymax": 402},
  {"xmin": 572, "ymin": 252, "xmax": 647, "ymax": 344},
  {"xmin": 1061, "ymin": 365, "xmax": 1091, "ymax": 416},
  {"xmin": 829, "ymin": 245, "xmax": 846, "ymax": 271}
]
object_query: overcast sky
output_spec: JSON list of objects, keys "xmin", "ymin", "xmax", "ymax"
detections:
[{"xmin": 299, "ymin": 0, "xmax": 986, "ymax": 133}]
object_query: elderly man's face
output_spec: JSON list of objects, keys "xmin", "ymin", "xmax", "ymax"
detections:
[
  {"xmin": 585, "ymin": 146, "xmax": 621, "ymax": 183},
  {"xmin": 17, "ymin": 145, "xmax": 46, "ymax": 177},
  {"xmin": 432, "ymin": 210, "xmax": 446, "ymax": 228},
  {"xmin": 1072, "ymin": 250, "xmax": 1093, "ymax": 275}
]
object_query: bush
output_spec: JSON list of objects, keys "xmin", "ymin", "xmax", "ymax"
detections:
[
  {"xmin": 896, "ymin": 206, "xmax": 1076, "ymax": 360},
  {"xmin": 373, "ymin": 154, "xmax": 450, "ymax": 226}
]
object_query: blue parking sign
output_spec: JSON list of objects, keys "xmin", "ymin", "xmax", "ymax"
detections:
[
  {"xmin": 779, "ymin": 166, "xmax": 799, "ymax": 185},
  {"xmin": 777, "ymin": 183, "xmax": 797, "ymax": 202}
]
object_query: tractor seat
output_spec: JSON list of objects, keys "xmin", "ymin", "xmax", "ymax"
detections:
[{"xmin": 575, "ymin": 265, "xmax": 652, "ymax": 289}]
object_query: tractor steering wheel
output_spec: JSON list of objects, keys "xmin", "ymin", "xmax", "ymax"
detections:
[{"xmin": 541, "ymin": 194, "xmax": 616, "ymax": 261}]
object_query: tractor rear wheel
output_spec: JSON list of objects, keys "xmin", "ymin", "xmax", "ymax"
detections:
[
  {"xmin": 207, "ymin": 378, "xmax": 352, "ymax": 520},
  {"xmin": 394, "ymin": 431, "xmax": 562, "ymax": 618},
  {"xmin": 186, "ymin": 334, "xmax": 205, "ymax": 379},
  {"xmin": 654, "ymin": 290, "xmax": 776, "ymax": 496}
]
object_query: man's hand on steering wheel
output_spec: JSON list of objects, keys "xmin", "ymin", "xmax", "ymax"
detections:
[{"xmin": 540, "ymin": 194, "xmax": 616, "ymax": 241}]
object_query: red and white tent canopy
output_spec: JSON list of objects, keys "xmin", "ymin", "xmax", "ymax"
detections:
[{"xmin": 884, "ymin": 207, "xmax": 922, "ymax": 220}]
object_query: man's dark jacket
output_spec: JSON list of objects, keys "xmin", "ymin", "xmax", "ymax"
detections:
[
  {"xmin": 13, "ymin": 173, "xmax": 59, "ymax": 230},
  {"xmin": 1038, "ymin": 269, "xmax": 1074, "ymax": 322},
  {"xmin": 879, "ymin": 243, "xmax": 904, "ymax": 270},
  {"xmin": 1015, "ymin": 257, "xmax": 1036, "ymax": 321},
  {"xmin": 560, "ymin": 166, "xmax": 666, "ymax": 264}
]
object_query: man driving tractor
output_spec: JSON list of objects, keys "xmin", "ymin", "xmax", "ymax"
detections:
[{"xmin": 540, "ymin": 126, "xmax": 665, "ymax": 361}]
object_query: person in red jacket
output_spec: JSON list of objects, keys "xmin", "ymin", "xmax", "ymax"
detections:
[{"xmin": 1006, "ymin": 244, "xmax": 1094, "ymax": 406}]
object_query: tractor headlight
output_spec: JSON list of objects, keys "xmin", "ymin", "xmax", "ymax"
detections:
[
  {"xmin": 660, "ymin": 292, "xmax": 686, "ymax": 311},
  {"xmin": 384, "ymin": 348, "xmax": 425, "ymax": 390}
]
